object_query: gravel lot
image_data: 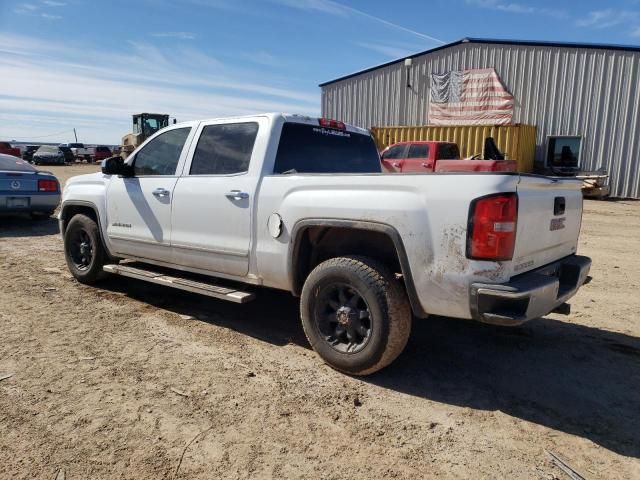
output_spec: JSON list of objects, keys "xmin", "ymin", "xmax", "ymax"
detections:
[{"xmin": 1, "ymin": 164, "xmax": 639, "ymax": 479}]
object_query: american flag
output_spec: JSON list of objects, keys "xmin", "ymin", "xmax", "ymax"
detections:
[{"xmin": 428, "ymin": 68, "xmax": 514, "ymax": 125}]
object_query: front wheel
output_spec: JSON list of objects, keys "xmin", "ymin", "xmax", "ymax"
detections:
[
  {"xmin": 63, "ymin": 214, "xmax": 107, "ymax": 284},
  {"xmin": 300, "ymin": 256, "xmax": 412, "ymax": 376}
]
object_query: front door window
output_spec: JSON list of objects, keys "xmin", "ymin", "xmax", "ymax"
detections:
[{"xmin": 133, "ymin": 127, "xmax": 191, "ymax": 176}]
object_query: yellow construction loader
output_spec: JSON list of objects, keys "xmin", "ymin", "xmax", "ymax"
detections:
[{"xmin": 120, "ymin": 113, "xmax": 172, "ymax": 157}]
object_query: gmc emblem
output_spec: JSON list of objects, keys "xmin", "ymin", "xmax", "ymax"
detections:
[{"xmin": 550, "ymin": 217, "xmax": 566, "ymax": 231}]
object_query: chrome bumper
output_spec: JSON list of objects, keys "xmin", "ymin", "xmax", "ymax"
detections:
[{"xmin": 470, "ymin": 255, "xmax": 592, "ymax": 326}]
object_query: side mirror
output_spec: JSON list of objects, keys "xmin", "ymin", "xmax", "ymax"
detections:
[{"xmin": 101, "ymin": 156, "xmax": 132, "ymax": 176}]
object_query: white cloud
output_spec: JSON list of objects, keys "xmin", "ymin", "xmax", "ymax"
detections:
[
  {"xmin": 576, "ymin": 9, "xmax": 639, "ymax": 29},
  {"xmin": 466, "ymin": 0, "xmax": 567, "ymax": 18},
  {"xmin": 151, "ymin": 32, "xmax": 197, "ymax": 40},
  {"xmin": 272, "ymin": 0, "xmax": 349, "ymax": 16},
  {"xmin": 0, "ymin": 33, "xmax": 319, "ymax": 143},
  {"xmin": 271, "ymin": 0, "xmax": 445, "ymax": 44},
  {"xmin": 237, "ymin": 51, "xmax": 282, "ymax": 67},
  {"xmin": 575, "ymin": 8, "xmax": 640, "ymax": 37},
  {"xmin": 40, "ymin": 12, "xmax": 62, "ymax": 19},
  {"xmin": 356, "ymin": 41, "xmax": 424, "ymax": 59},
  {"xmin": 43, "ymin": 0, "xmax": 66, "ymax": 6},
  {"xmin": 14, "ymin": 3, "xmax": 39, "ymax": 14}
]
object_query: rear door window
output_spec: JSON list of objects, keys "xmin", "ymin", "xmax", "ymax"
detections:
[
  {"xmin": 407, "ymin": 144, "xmax": 429, "ymax": 159},
  {"xmin": 189, "ymin": 122, "xmax": 259, "ymax": 175}
]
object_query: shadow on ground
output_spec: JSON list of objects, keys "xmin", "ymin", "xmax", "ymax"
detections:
[
  {"xmin": 96, "ymin": 276, "xmax": 640, "ymax": 459},
  {"xmin": 0, "ymin": 216, "xmax": 59, "ymax": 237}
]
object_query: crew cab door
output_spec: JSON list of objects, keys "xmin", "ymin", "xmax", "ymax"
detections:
[
  {"xmin": 105, "ymin": 126, "xmax": 194, "ymax": 260},
  {"xmin": 401, "ymin": 143, "xmax": 432, "ymax": 172},
  {"xmin": 170, "ymin": 118, "xmax": 265, "ymax": 277}
]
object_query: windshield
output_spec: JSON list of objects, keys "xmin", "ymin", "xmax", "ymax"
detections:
[
  {"xmin": 37, "ymin": 146, "xmax": 59, "ymax": 154},
  {"xmin": 274, "ymin": 122, "xmax": 381, "ymax": 174},
  {"xmin": 0, "ymin": 155, "xmax": 37, "ymax": 171}
]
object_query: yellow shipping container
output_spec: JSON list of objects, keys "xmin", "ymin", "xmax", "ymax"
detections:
[{"xmin": 371, "ymin": 124, "xmax": 537, "ymax": 173}]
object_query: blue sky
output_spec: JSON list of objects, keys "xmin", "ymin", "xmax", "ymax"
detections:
[{"xmin": 1, "ymin": 0, "xmax": 640, "ymax": 143}]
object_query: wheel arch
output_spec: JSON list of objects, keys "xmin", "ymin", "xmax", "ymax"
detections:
[
  {"xmin": 59, "ymin": 201, "xmax": 115, "ymax": 259},
  {"xmin": 288, "ymin": 219, "xmax": 428, "ymax": 318}
]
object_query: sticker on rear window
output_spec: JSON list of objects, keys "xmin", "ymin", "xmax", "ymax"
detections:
[{"xmin": 312, "ymin": 127, "xmax": 351, "ymax": 138}]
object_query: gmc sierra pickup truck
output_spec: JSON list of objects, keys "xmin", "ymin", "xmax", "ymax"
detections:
[{"xmin": 59, "ymin": 113, "xmax": 591, "ymax": 375}]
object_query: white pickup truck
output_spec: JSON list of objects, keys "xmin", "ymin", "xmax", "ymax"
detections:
[
  {"xmin": 59, "ymin": 113, "xmax": 591, "ymax": 375},
  {"xmin": 60, "ymin": 143, "xmax": 93, "ymax": 161}
]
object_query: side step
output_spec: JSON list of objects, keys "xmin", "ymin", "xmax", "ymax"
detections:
[{"xmin": 103, "ymin": 264, "xmax": 255, "ymax": 303}]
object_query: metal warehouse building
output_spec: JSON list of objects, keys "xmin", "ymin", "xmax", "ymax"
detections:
[{"xmin": 320, "ymin": 38, "xmax": 640, "ymax": 198}]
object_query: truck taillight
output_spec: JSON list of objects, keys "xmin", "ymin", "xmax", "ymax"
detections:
[
  {"xmin": 318, "ymin": 118, "xmax": 346, "ymax": 130},
  {"xmin": 38, "ymin": 179, "xmax": 59, "ymax": 192},
  {"xmin": 467, "ymin": 193, "xmax": 518, "ymax": 261}
]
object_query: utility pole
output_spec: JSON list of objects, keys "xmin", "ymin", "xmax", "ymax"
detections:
[{"xmin": 73, "ymin": 128, "xmax": 78, "ymax": 142}]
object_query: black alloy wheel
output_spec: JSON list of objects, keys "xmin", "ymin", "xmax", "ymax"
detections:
[
  {"xmin": 314, "ymin": 282, "xmax": 372, "ymax": 354},
  {"xmin": 68, "ymin": 228, "xmax": 94, "ymax": 271}
]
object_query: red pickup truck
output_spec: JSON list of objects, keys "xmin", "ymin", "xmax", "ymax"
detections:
[
  {"xmin": 0, "ymin": 142, "xmax": 21, "ymax": 158},
  {"xmin": 380, "ymin": 141, "xmax": 516, "ymax": 173}
]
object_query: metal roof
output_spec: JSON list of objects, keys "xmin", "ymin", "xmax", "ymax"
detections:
[{"xmin": 319, "ymin": 37, "xmax": 640, "ymax": 87}]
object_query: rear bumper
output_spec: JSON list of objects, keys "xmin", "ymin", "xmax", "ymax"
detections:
[
  {"xmin": 0, "ymin": 193, "xmax": 60, "ymax": 213},
  {"xmin": 470, "ymin": 255, "xmax": 592, "ymax": 326}
]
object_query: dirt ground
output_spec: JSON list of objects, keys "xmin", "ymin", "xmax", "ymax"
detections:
[{"xmin": 1, "ymin": 164, "xmax": 639, "ymax": 479}]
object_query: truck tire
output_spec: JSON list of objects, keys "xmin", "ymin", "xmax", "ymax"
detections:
[
  {"xmin": 300, "ymin": 256, "xmax": 411, "ymax": 375},
  {"xmin": 63, "ymin": 214, "xmax": 107, "ymax": 284}
]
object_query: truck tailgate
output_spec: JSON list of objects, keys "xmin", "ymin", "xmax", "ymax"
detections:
[{"xmin": 512, "ymin": 175, "xmax": 583, "ymax": 274}]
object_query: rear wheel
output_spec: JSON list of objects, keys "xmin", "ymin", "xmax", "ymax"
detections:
[
  {"xmin": 300, "ymin": 256, "xmax": 412, "ymax": 375},
  {"xmin": 64, "ymin": 214, "xmax": 107, "ymax": 284}
]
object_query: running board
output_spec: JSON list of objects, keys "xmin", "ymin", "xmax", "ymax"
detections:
[{"xmin": 103, "ymin": 264, "xmax": 255, "ymax": 303}]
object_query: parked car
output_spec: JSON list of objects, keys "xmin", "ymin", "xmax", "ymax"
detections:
[
  {"xmin": 0, "ymin": 153, "xmax": 60, "ymax": 218},
  {"xmin": 381, "ymin": 140, "xmax": 517, "ymax": 173},
  {"xmin": 0, "ymin": 141, "xmax": 21, "ymax": 158},
  {"xmin": 33, "ymin": 145, "xmax": 66, "ymax": 165},
  {"xmin": 93, "ymin": 145, "xmax": 112, "ymax": 162},
  {"xmin": 58, "ymin": 146, "xmax": 75, "ymax": 163},
  {"xmin": 59, "ymin": 113, "xmax": 591, "ymax": 375},
  {"xmin": 60, "ymin": 143, "xmax": 93, "ymax": 161},
  {"xmin": 22, "ymin": 145, "xmax": 40, "ymax": 163}
]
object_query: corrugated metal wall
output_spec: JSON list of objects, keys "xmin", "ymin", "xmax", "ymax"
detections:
[
  {"xmin": 371, "ymin": 124, "xmax": 537, "ymax": 173},
  {"xmin": 321, "ymin": 42, "xmax": 640, "ymax": 198}
]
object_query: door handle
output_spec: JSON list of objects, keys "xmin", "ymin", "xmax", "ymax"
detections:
[
  {"xmin": 421, "ymin": 162, "xmax": 430, "ymax": 168},
  {"xmin": 225, "ymin": 190, "xmax": 249, "ymax": 200},
  {"xmin": 152, "ymin": 188, "xmax": 170, "ymax": 197},
  {"xmin": 393, "ymin": 162, "xmax": 401, "ymax": 168}
]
